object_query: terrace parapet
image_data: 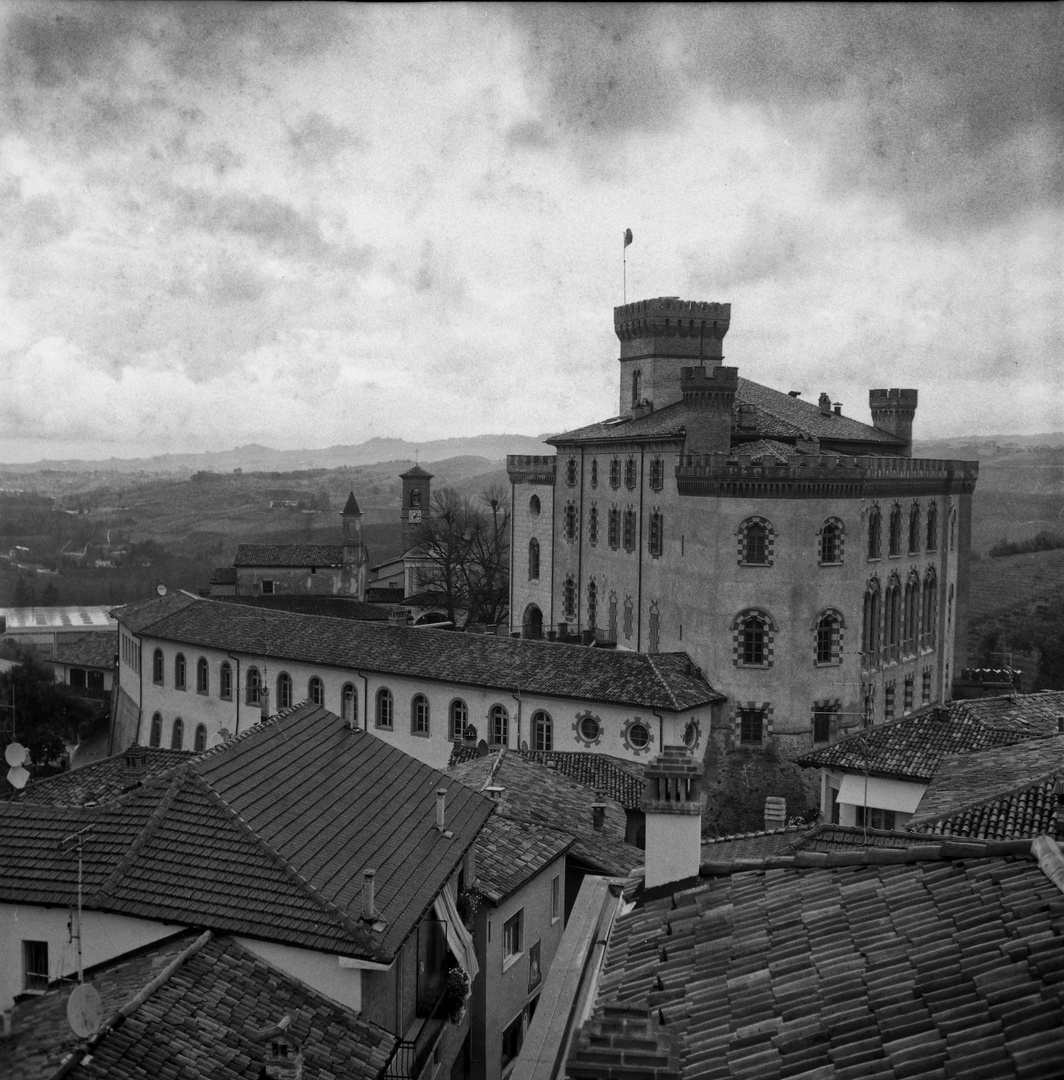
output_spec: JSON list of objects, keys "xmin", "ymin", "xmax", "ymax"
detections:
[{"xmin": 507, "ymin": 455, "xmax": 557, "ymax": 485}]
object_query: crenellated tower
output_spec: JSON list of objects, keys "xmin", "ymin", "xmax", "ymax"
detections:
[{"xmin": 869, "ymin": 388, "xmax": 918, "ymax": 457}]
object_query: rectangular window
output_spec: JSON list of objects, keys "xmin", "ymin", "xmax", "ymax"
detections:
[
  {"xmin": 649, "ymin": 458, "xmax": 664, "ymax": 491},
  {"xmin": 501, "ymin": 1013, "xmax": 524, "ymax": 1070},
  {"xmin": 551, "ymin": 875, "xmax": 560, "ymax": 923},
  {"xmin": 608, "ymin": 508, "xmax": 620, "ymax": 549},
  {"xmin": 23, "ymin": 940, "xmax": 48, "ymax": 992},
  {"xmin": 885, "ymin": 682, "xmax": 896, "ymax": 721},
  {"xmin": 87, "ymin": 670, "xmax": 104, "ymax": 692},
  {"xmin": 922, "ymin": 667, "xmax": 932, "ymax": 704},
  {"xmin": 261, "ymin": 580, "xmax": 275, "ymax": 595},
  {"xmin": 503, "ymin": 911, "xmax": 523, "ymax": 964},
  {"xmin": 904, "ymin": 675, "xmax": 914, "ymax": 712},
  {"xmin": 855, "ymin": 806, "xmax": 896, "ymax": 831},
  {"xmin": 812, "ymin": 708, "xmax": 834, "ymax": 743},
  {"xmin": 738, "ymin": 708, "xmax": 764, "ymax": 745}
]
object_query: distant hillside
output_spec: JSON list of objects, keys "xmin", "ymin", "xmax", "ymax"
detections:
[{"xmin": 0, "ymin": 434, "xmax": 555, "ymax": 476}]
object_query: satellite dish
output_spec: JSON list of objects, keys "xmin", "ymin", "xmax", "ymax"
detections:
[
  {"xmin": 5, "ymin": 742, "xmax": 28, "ymax": 767},
  {"xmin": 7, "ymin": 765, "xmax": 30, "ymax": 790},
  {"xmin": 68, "ymin": 983, "xmax": 102, "ymax": 1038},
  {"xmin": 156, "ymin": 583, "xmax": 168, "ymax": 596}
]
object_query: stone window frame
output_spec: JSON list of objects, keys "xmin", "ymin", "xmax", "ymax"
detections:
[
  {"xmin": 885, "ymin": 679, "xmax": 897, "ymax": 721},
  {"xmin": 573, "ymin": 709, "xmax": 604, "ymax": 747},
  {"xmin": 308, "ymin": 676, "xmax": 324, "ymax": 707},
  {"xmin": 565, "ymin": 456, "xmax": 577, "ymax": 488},
  {"xmin": 737, "ymin": 516, "xmax": 775, "ymax": 567},
  {"xmin": 529, "ymin": 494, "xmax": 541, "ymax": 517},
  {"xmin": 609, "ymin": 457, "xmax": 621, "ymax": 489},
  {"xmin": 376, "ymin": 687, "xmax": 394, "ymax": 729},
  {"xmin": 649, "ymin": 457, "xmax": 665, "ymax": 492},
  {"xmin": 818, "ymin": 517, "xmax": 844, "ymax": 566},
  {"xmin": 623, "ymin": 506, "xmax": 637, "ymax": 552},
  {"xmin": 888, "ymin": 502, "xmax": 903, "ymax": 558},
  {"xmin": 921, "ymin": 666, "xmax": 932, "ymax": 704},
  {"xmin": 563, "ymin": 575, "xmax": 576, "ymax": 621},
  {"xmin": 811, "ymin": 699, "xmax": 840, "ymax": 744},
  {"xmin": 648, "ymin": 509, "xmax": 663, "ymax": 557},
  {"xmin": 587, "ymin": 578, "xmax": 598, "ymax": 630},
  {"xmin": 814, "ymin": 609, "xmax": 844, "ymax": 666},
  {"xmin": 622, "ymin": 716, "xmax": 654, "ymax": 755},
  {"xmin": 735, "ymin": 701, "xmax": 773, "ymax": 747},
  {"xmin": 904, "ymin": 674, "xmax": 915, "ymax": 713},
  {"xmin": 903, "ymin": 570, "xmax": 921, "ymax": 656},
  {"xmin": 732, "ymin": 608, "xmax": 776, "ymax": 668},
  {"xmin": 563, "ymin": 500, "xmax": 577, "ymax": 542},
  {"xmin": 624, "ymin": 457, "xmax": 637, "ymax": 491},
  {"xmin": 683, "ymin": 719, "xmax": 700, "ymax": 750}
]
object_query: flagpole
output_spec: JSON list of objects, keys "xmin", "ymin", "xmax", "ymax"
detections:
[{"xmin": 623, "ymin": 231, "xmax": 627, "ymax": 304}]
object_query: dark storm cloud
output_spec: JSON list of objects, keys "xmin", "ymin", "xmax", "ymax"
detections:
[
  {"xmin": 287, "ymin": 112, "xmax": 367, "ymax": 165},
  {"xmin": 508, "ymin": 4, "xmax": 1064, "ymax": 232}
]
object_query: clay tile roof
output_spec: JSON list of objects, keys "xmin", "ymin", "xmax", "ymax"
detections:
[
  {"xmin": 475, "ymin": 815, "xmax": 573, "ymax": 903},
  {"xmin": 588, "ymin": 844, "xmax": 1064, "ymax": 1078},
  {"xmin": 700, "ymin": 828, "xmax": 809, "ymax": 862},
  {"xmin": 118, "ymin": 595, "xmax": 721, "ymax": 712},
  {"xmin": 13, "ymin": 745, "xmax": 193, "ymax": 806},
  {"xmin": 109, "ymin": 590, "xmax": 200, "ymax": 633},
  {"xmin": 0, "ymin": 931, "xmax": 396, "ymax": 1080},
  {"xmin": 212, "ymin": 593, "xmax": 390, "ymax": 621},
  {"xmin": 450, "ymin": 751, "xmax": 644, "ymax": 876},
  {"xmin": 50, "ymin": 631, "xmax": 118, "ymax": 669},
  {"xmin": 796, "ymin": 703, "xmax": 1040, "ymax": 781},
  {"xmin": 0, "ymin": 704, "xmax": 494, "ymax": 963},
  {"xmin": 208, "ymin": 565, "xmax": 237, "ymax": 585},
  {"xmin": 399, "ymin": 463, "xmax": 433, "ymax": 478},
  {"xmin": 233, "ymin": 542, "xmax": 345, "ymax": 567}
]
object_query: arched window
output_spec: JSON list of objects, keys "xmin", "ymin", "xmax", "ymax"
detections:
[
  {"xmin": 590, "ymin": 460, "xmax": 598, "ymax": 488},
  {"xmin": 175, "ymin": 653, "xmax": 186, "ymax": 690},
  {"xmin": 862, "ymin": 580, "xmax": 881, "ymax": 664},
  {"xmin": 149, "ymin": 712, "xmax": 162, "ymax": 747},
  {"xmin": 733, "ymin": 610, "xmax": 774, "ymax": 667},
  {"xmin": 739, "ymin": 518, "xmax": 773, "ymax": 566},
  {"xmin": 609, "ymin": 458, "xmax": 621, "ymax": 489},
  {"xmin": 648, "ymin": 510, "xmax": 663, "ymax": 557},
  {"xmin": 529, "ymin": 494, "xmax": 541, "ymax": 517},
  {"xmin": 909, "ymin": 503, "xmax": 921, "ymax": 555},
  {"xmin": 563, "ymin": 575, "xmax": 576, "ymax": 621},
  {"xmin": 565, "ymin": 457, "xmax": 577, "ymax": 487},
  {"xmin": 489, "ymin": 704, "xmax": 508, "ymax": 746},
  {"xmin": 342, "ymin": 683, "xmax": 357, "ymax": 724},
  {"xmin": 819, "ymin": 519, "xmax": 843, "ymax": 565},
  {"xmin": 308, "ymin": 676, "xmax": 324, "ymax": 706},
  {"xmin": 532, "ymin": 710, "xmax": 552, "ymax": 751},
  {"xmin": 450, "ymin": 699, "xmax": 468, "ymax": 740},
  {"xmin": 926, "ymin": 502, "xmax": 938, "ymax": 552},
  {"xmin": 815, "ymin": 612, "xmax": 842, "ymax": 665},
  {"xmin": 152, "ymin": 648, "xmax": 164, "ymax": 685},
  {"xmin": 608, "ymin": 507, "xmax": 620, "ymax": 549},
  {"xmin": 904, "ymin": 573, "xmax": 920, "ymax": 654},
  {"xmin": 523, "ymin": 604, "xmax": 543, "ymax": 640},
  {"xmin": 376, "ymin": 688, "xmax": 394, "ymax": 728},
  {"xmin": 888, "ymin": 504, "xmax": 903, "ymax": 557},
  {"xmin": 196, "ymin": 657, "xmax": 209, "ymax": 695},
  {"xmin": 624, "ymin": 457, "xmax": 637, "ymax": 490},
  {"xmin": 528, "ymin": 538, "xmax": 540, "ymax": 580},
  {"xmin": 171, "ymin": 717, "xmax": 184, "ymax": 750},
  {"xmin": 246, "ymin": 666, "xmax": 261, "ymax": 705},
  {"xmin": 631, "ymin": 368, "xmax": 642, "ymax": 407},
  {"xmin": 923, "ymin": 573, "xmax": 938, "ymax": 648},
  {"xmin": 867, "ymin": 505, "xmax": 882, "ymax": 560},
  {"xmin": 194, "ymin": 723, "xmax": 207, "ymax": 752},
  {"xmin": 220, "ymin": 662, "xmax": 232, "ymax": 700},
  {"xmin": 649, "ymin": 457, "xmax": 664, "ymax": 492},
  {"xmin": 276, "ymin": 672, "xmax": 292, "ymax": 710},
  {"xmin": 564, "ymin": 501, "xmax": 577, "ymax": 541},
  {"xmin": 608, "ymin": 592, "xmax": 618, "ymax": 642},
  {"xmin": 410, "ymin": 488, "xmax": 421, "ymax": 508},
  {"xmin": 649, "ymin": 602, "xmax": 660, "ymax": 653},
  {"xmin": 587, "ymin": 580, "xmax": 597, "ymax": 629},
  {"xmin": 588, "ymin": 505, "xmax": 598, "ymax": 545},
  {"xmin": 623, "ymin": 507, "xmax": 637, "ymax": 551},
  {"xmin": 885, "ymin": 576, "xmax": 901, "ymax": 661},
  {"xmin": 623, "ymin": 595, "xmax": 634, "ymax": 640},
  {"xmin": 411, "ymin": 694, "xmax": 430, "ymax": 735}
]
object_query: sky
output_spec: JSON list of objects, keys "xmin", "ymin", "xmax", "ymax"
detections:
[{"xmin": 0, "ymin": 3, "xmax": 1062, "ymax": 462}]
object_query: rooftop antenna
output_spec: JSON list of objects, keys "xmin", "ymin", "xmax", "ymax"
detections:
[
  {"xmin": 623, "ymin": 228, "xmax": 633, "ymax": 304},
  {"xmin": 58, "ymin": 823, "xmax": 95, "ymax": 986}
]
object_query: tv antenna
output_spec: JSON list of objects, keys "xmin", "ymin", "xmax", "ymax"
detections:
[{"xmin": 59, "ymin": 824, "xmax": 103, "ymax": 1036}]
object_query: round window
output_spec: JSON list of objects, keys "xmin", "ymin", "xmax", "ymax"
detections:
[
  {"xmin": 684, "ymin": 721, "xmax": 698, "ymax": 748},
  {"xmin": 529, "ymin": 495, "xmax": 541, "ymax": 517},
  {"xmin": 628, "ymin": 722, "xmax": 649, "ymax": 749},
  {"xmin": 579, "ymin": 715, "xmax": 601, "ymax": 741}
]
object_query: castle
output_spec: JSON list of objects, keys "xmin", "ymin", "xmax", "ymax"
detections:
[{"xmin": 508, "ymin": 297, "xmax": 977, "ymax": 754}]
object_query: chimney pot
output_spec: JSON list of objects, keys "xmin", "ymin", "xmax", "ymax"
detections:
[
  {"xmin": 362, "ymin": 870, "xmax": 376, "ymax": 920},
  {"xmin": 833, "ymin": 403, "xmax": 842, "ymax": 416},
  {"xmin": 436, "ymin": 788, "xmax": 446, "ymax": 831},
  {"xmin": 591, "ymin": 790, "xmax": 607, "ymax": 831},
  {"xmin": 818, "ymin": 393, "xmax": 831, "ymax": 415}
]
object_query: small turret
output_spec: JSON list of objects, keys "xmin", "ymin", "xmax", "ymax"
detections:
[
  {"xmin": 340, "ymin": 492, "xmax": 367, "ymax": 600},
  {"xmin": 680, "ymin": 365, "xmax": 739, "ymax": 456},
  {"xmin": 869, "ymin": 388, "xmax": 918, "ymax": 457}
]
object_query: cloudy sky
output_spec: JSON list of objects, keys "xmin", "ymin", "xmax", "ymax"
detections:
[{"xmin": 1, "ymin": 3, "xmax": 1061, "ymax": 462}]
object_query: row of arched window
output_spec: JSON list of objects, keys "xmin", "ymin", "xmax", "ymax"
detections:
[
  {"xmin": 730, "ymin": 608, "xmax": 843, "ymax": 668},
  {"xmin": 867, "ymin": 501, "xmax": 953, "ymax": 560},
  {"xmin": 148, "ymin": 712, "xmax": 207, "ymax": 752},
  {"xmin": 153, "ymin": 650, "xmax": 234, "ymax": 698},
  {"xmin": 564, "ymin": 455, "xmax": 667, "ymax": 493},
  {"xmin": 559, "ymin": 504, "xmax": 664, "ymax": 556},
  {"xmin": 862, "ymin": 571, "xmax": 940, "ymax": 668}
]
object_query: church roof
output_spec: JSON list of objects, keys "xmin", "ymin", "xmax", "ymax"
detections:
[
  {"xmin": 400, "ymin": 463, "xmax": 433, "ymax": 478},
  {"xmin": 548, "ymin": 376, "xmax": 906, "ymax": 450},
  {"xmin": 342, "ymin": 490, "xmax": 362, "ymax": 515}
]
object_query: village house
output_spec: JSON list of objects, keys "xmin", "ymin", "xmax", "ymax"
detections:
[
  {"xmin": 0, "ymin": 703, "xmax": 491, "ymax": 1080},
  {"xmin": 111, "ymin": 590, "xmax": 722, "ymax": 770}
]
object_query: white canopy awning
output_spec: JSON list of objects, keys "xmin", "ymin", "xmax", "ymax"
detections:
[{"xmin": 836, "ymin": 773, "xmax": 926, "ymax": 815}]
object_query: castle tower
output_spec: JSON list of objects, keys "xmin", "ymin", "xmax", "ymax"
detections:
[
  {"xmin": 400, "ymin": 464, "xmax": 432, "ymax": 550},
  {"xmin": 869, "ymin": 388, "xmax": 918, "ymax": 457},
  {"xmin": 680, "ymin": 363, "xmax": 740, "ymax": 456},
  {"xmin": 641, "ymin": 746, "xmax": 704, "ymax": 889},
  {"xmin": 615, "ymin": 297, "xmax": 731, "ymax": 417},
  {"xmin": 340, "ymin": 491, "xmax": 366, "ymax": 599}
]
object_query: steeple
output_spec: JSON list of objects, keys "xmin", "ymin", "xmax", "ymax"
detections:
[
  {"xmin": 400, "ymin": 464, "xmax": 433, "ymax": 550},
  {"xmin": 340, "ymin": 491, "xmax": 366, "ymax": 600}
]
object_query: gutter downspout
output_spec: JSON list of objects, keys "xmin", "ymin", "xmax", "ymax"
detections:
[
  {"xmin": 549, "ymin": 462, "xmax": 557, "ymax": 634},
  {"xmin": 509, "ymin": 473, "xmax": 516, "ymax": 635},
  {"xmin": 359, "ymin": 671, "xmax": 370, "ymax": 733},
  {"xmin": 654, "ymin": 710, "xmax": 664, "ymax": 753},
  {"xmin": 512, "ymin": 688, "xmax": 522, "ymax": 750},
  {"xmin": 226, "ymin": 651, "xmax": 241, "ymax": 737}
]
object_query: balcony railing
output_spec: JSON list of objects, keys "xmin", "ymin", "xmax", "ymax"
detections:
[{"xmin": 382, "ymin": 988, "xmax": 450, "ymax": 1080}]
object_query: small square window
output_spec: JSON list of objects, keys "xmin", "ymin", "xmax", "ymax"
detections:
[{"xmin": 503, "ymin": 911, "xmax": 523, "ymax": 964}]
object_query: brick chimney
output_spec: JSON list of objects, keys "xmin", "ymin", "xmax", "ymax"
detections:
[
  {"xmin": 641, "ymin": 746, "xmax": 704, "ymax": 889},
  {"xmin": 568, "ymin": 1004, "xmax": 680, "ymax": 1080}
]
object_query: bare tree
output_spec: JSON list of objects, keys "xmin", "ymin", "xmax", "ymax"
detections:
[{"xmin": 412, "ymin": 486, "xmax": 510, "ymax": 628}]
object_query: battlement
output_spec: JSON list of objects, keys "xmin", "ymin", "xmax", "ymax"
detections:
[
  {"xmin": 614, "ymin": 296, "xmax": 731, "ymax": 362},
  {"xmin": 869, "ymin": 388, "xmax": 918, "ymax": 456},
  {"xmin": 870, "ymin": 388, "xmax": 918, "ymax": 411},
  {"xmin": 680, "ymin": 365, "xmax": 740, "ymax": 394},
  {"xmin": 506, "ymin": 454, "xmax": 557, "ymax": 485}
]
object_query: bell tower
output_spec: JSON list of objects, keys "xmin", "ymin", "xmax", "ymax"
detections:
[{"xmin": 400, "ymin": 464, "xmax": 432, "ymax": 549}]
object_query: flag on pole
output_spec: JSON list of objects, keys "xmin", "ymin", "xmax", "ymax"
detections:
[{"xmin": 624, "ymin": 228, "xmax": 633, "ymax": 247}]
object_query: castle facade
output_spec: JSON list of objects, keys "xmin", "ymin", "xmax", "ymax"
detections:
[{"xmin": 508, "ymin": 297, "xmax": 977, "ymax": 755}]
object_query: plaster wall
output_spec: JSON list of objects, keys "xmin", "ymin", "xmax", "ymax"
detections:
[{"xmin": 234, "ymin": 936, "xmax": 364, "ymax": 1014}]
